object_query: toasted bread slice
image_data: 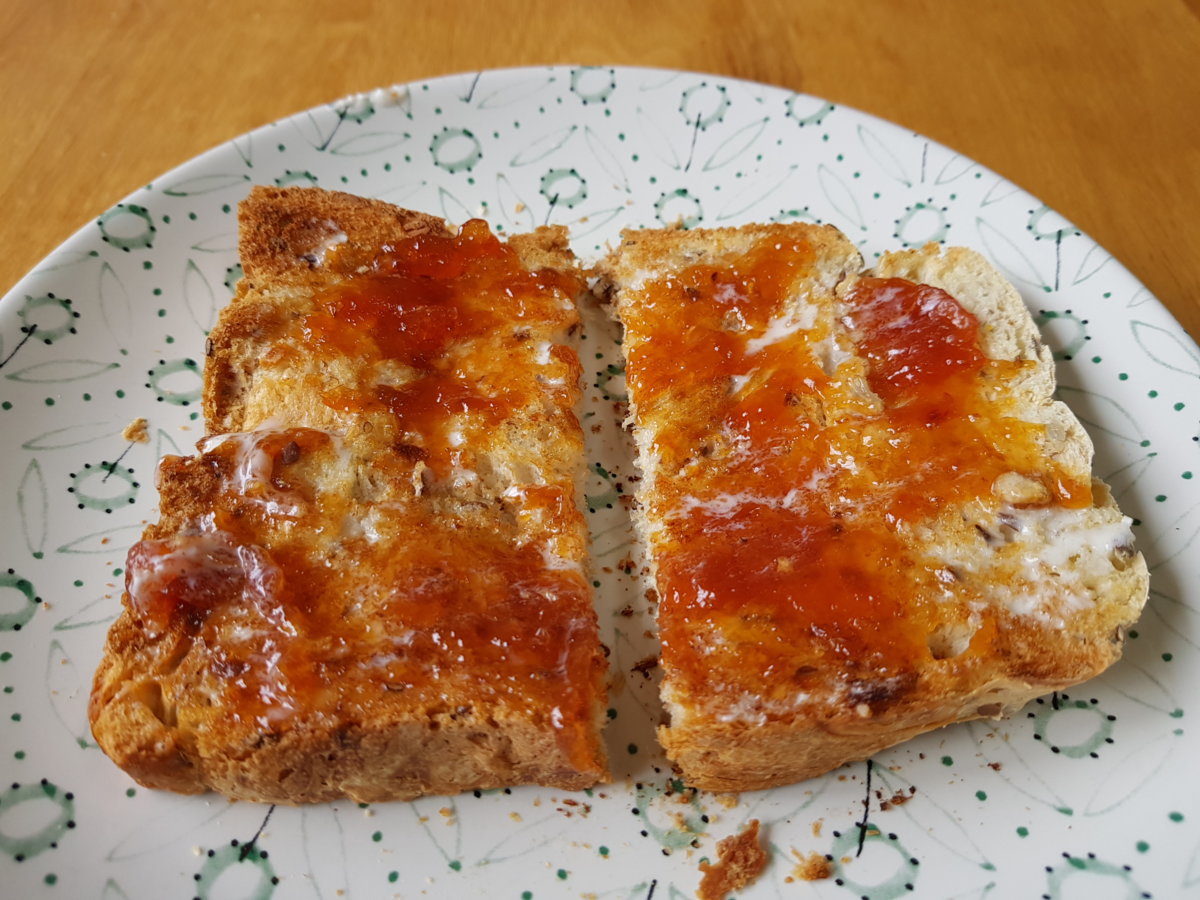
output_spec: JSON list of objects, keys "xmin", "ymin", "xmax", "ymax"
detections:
[
  {"xmin": 600, "ymin": 226, "xmax": 1148, "ymax": 792},
  {"xmin": 89, "ymin": 187, "xmax": 610, "ymax": 803}
]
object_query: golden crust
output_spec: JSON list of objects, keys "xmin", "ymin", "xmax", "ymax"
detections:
[
  {"xmin": 90, "ymin": 187, "xmax": 610, "ymax": 803},
  {"xmin": 602, "ymin": 229, "xmax": 1149, "ymax": 792}
]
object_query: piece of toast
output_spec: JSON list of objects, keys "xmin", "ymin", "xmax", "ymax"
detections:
[
  {"xmin": 598, "ymin": 225, "xmax": 1149, "ymax": 792},
  {"xmin": 89, "ymin": 186, "xmax": 610, "ymax": 803}
]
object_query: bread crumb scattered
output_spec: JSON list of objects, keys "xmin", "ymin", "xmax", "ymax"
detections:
[
  {"xmin": 697, "ymin": 819, "xmax": 768, "ymax": 900},
  {"xmin": 878, "ymin": 787, "xmax": 916, "ymax": 811},
  {"xmin": 631, "ymin": 656, "xmax": 658, "ymax": 679},
  {"xmin": 122, "ymin": 417, "xmax": 150, "ymax": 443},
  {"xmin": 713, "ymin": 793, "xmax": 739, "ymax": 809},
  {"xmin": 811, "ymin": 819, "xmax": 823, "ymax": 837},
  {"xmin": 788, "ymin": 849, "xmax": 833, "ymax": 882}
]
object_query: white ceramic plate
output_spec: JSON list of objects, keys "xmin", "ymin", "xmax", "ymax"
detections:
[{"xmin": 1, "ymin": 66, "xmax": 1196, "ymax": 900}]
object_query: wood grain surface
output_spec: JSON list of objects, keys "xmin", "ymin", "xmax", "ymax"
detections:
[{"xmin": 2, "ymin": 0, "xmax": 1198, "ymax": 340}]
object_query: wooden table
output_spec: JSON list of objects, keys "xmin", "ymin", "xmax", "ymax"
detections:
[{"xmin": 3, "ymin": 0, "xmax": 1198, "ymax": 342}]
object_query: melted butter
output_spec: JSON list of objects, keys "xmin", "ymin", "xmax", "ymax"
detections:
[
  {"xmin": 292, "ymin": 219, "xmax": 582, "ymax": 476},
  {"xmin": 126, "ymin": 221, "xmax": 601, "ymax": 771},
  {"xmin": 622, "ymin": 238, "xmax": 1097, "ymax": 718}
]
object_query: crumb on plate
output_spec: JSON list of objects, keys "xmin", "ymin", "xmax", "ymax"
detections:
[{"xmin": 697, "ymin": 819, "xmax": 768, "ymax": 900}]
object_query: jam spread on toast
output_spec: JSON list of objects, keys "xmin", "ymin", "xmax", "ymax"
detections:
[
  {"xmin": 621, "ymin": 235, "xmax": 1091, "ymax": 713},
  {"xmin": 125, "ymin": 221, "xmax": 601, "ymax": 770}
]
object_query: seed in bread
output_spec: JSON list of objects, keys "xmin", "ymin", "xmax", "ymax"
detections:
[
  {"xmin": 600, "ymin": 225, "xmax": 1149, "ymax": 792},
  {"xmin": 88, "ymin": 186, "xmax": 610, "ymax": 803}
]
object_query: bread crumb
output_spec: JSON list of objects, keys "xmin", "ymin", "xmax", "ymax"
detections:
[
  {"xmin": 789, "ymin": 849, "xmax": 833, "ymax": 882},
  {"xmin": 713, "ymin": 793, "xmax": 739, "ymax": 809},
  {"xmin": 122, "ymin": 417, "xmax": 150, "ymax": 443},
  {"xmin": 879, "ymin": 788, "xmax": 915, "ymax": 811},
  {"xmin": 811, "ymin": 819, "xmax": 823, "ymax": 837},
  {"xmin": 631, "ymin": 656, "xmax": 658, "ymax": 679},
  {"xmin": 509, "ymin": 812, "xmax": 522, "ymax": 823},
  {"xmin": 697, "ymin": 819, "xmax": 768, "ymax": 900}
]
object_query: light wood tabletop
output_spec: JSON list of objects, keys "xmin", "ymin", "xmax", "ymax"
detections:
[{"xmin": 3, "ymin": 0, "xmax": 1198, "ymax": 342}]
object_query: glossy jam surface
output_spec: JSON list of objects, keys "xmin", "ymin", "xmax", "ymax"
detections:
[
  {"xmin": 290, "ymin": 219, "xmax": 582, "ymax": 474},
  {"xmin": 125, "ymin": 221, "xmax": 601, "ymax": 769},
  {"xmin": 622, "ymin": 239, "xmax": 1092, "ymax": 714}
]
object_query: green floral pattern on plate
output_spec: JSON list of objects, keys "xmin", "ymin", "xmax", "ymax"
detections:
[{"xmin": 1, "ymin": 66, "xmax": 1196, "ymax": 898}]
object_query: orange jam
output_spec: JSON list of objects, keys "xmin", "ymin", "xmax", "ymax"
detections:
[
  {"xmin": 291, "ymin": 219, "xmax": 583, "ymax": 474},
  {"xmin": 125, "ymin": 221, "xmax": 602, "ymax": 771},
  {"xmin": 622, "ymin": 236, "xmax": 1092, "ymax": 712}
]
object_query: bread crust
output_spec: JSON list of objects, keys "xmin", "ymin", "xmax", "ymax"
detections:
[
  {"xmin": 90, "ymin": 187, "xmax": 609, "ymax": 803},
  {"xmin": 601, "ymin": 231, "xmax": 1149, "ymax": 792}
]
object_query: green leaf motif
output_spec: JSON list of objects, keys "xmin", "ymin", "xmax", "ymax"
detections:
[
  {"xmin": 5, "ymin": 358, "xmax": 118, "ymax": 383},
  {"xmin": 635, "ymin": 107, "xmax": 683, "ymax": 170},
  {"xmin": 1130, "ymin": 320, "xmax": 1200, "ymax": 379},
  {"xmin": 509, "ymin": 124, "xmax": 577, "ymax": 167},
  {"xmin": 155, "ymin": 427, "xmax": 185, "ymax": 461},
  {"xmin": 935, "ymin": 153, "xmax": 975, "ymax": 185},
  {"xmin": 294, "ymin": 109, "xmax": 343, "ymax": 151},
  {"xmin": 98, "ymin": 261, "xmax": 132, "ymax": 349},
  {"xmin": 1084, "ymin": 734, "xmax": 1175, "ymax": 816},
  {"xmin": 1127, "ymin": 286, "xmax": 1154, "ymax": 308},
  {"xmin": 475, "ymin": 71, "xmax": 555, "ymax": 109},
  {"xmin": 300, "ymin": 805, "xmax": 350, "ymax": 899},
  {"xmin": 702, "ymin": 117, "xmax": 769, "ymax": 172},
  {"xmin": 715, "ymin": 164, "xmax": 798, "ymax": 221},
  {"xmin": 162, "ymin": 173, "xmax": 251, "ymax": 197},
  {"xmin": 54, "ymin": 594, "xmax": 119, "ymax": 632},
  {"xmin": 495, "ymin": 174, "xmax": 535, "ymax": 232},
  {"xmin": 1147, "ymin": 498, "xmax": 1200, "ymax": 571},
  {"xmin": 568, "ymin": 206, "xmax": 626, "ymax": 241},
  {"xmin": 1100, "ymin": 451, "xmax": 1155, "ymax": 500},
  {"xmin": 1096, "ymin": 655, "xmax": 1179, "ymax": 718},
  {"xmin": 980, "ymin": 176, "xmax": 1022, "ymax": 207},
  {"xmin": 1072, "ymin": 241, "xmax": 1112, "ymax": 285},
  {"xmin": 1185, "ymin": 835, "xmax": 1200, "ymax": 888},
  {"xmin": 183, "ymin": 259, "xmax": 216, "ymax": 333},
  {"xmin": 34, "ymin": 249, "xmax": 100, "ymax": 275},
  {"xmin": 46, "ymin": 638, "xmax": 92, "ymax": 748},
  {"xmin": 437, "ymin": 187, "xmax": 475, "ymax": 224},
  {"xmin": 409, "ymin": 797, "xmax": 463, "ymax": 866},
  {"xmin": 106, "ymin": 803, "xmax": 229, "ymax": 862},
  {"xmin": 1055, "ymin": 386, "xmax": 1143, "ymax": 444},
  {"xmin": 965, "ymin": 720, "xmax": 1070, "ymax": 814},
  {"xmin": 976, "ymin": 217, "xmax": 1048, "ymax": 290},
  {"xmin": 328, "ymin": 131, "xmax": 411, "ymax": 157},
  {"xmin": 478, "ymin": 809, "xmax": 561, "ymax": 864},
  {"xmin": 873, "ymin": 766, "xmax": 994, "ymax": 870},
  {"xmin": 56, "ymin": 523, "xmax": 143, "ymax": 555},
  {"xmin": 232, "ymin": 133, "xmax": 253, "ymax": 167},
  {"xmin": 583, "ymin": 126, "xmax": 630, "ymax": 193},
  {"xmin": 22, "ymin": 420, "xmax": 123, "ymax": 451},
  {"xmin": 857, "ymin": 124, "xmax": 914, "ymax": 186},
  {"xmin": 1143, "ymin": 590, "xmax": 1199, "ymax": 653},
  {"xmin": 817, "ymin": 163, "xmax": 866, "ymax": 230},
  {"xmin": 190, "ymin": 232, "xmax": 238, "ymax": 253},
  {"xmin": 17, "ymin": 458, "xmax": 46, "ymax": 557},
  {"xmin": 376, "ymin": 179, "xmax": 431, "ymax": 209}
]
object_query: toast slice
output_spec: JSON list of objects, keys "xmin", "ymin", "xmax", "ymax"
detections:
[
  {"xmin": 89, "ymin": 187, "xmax": 610, "ymax": 803},
  {"xmin": 599, "ymin": 226, "xmax": 1149, "ymax": 791}
]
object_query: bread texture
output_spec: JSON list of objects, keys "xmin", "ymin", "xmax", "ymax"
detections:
[
  {"xmin": 89, "ymin": 186, "xmax": 610, "ymax": 803},
  {"xmin": 599, "ymin": 226, "xmax": 1149, "ymax": 792}
]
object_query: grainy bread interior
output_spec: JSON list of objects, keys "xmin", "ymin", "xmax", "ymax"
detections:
[
  {"xmin": 89, "ymin": 186, "xmax": 610, "ymax": 803},
  {"xmin": 600, "ymin": 226, "xmax": 1149, "ymax": 792}
]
